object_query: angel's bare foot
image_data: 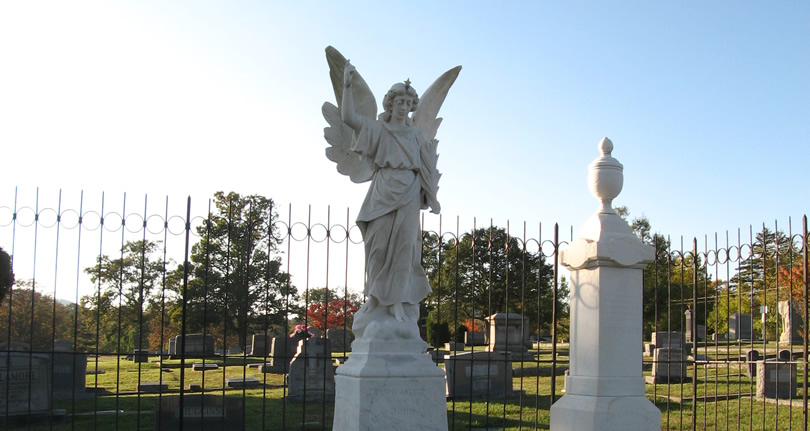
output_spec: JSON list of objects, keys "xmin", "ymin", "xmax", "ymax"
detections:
[{"xmin": 390, "ymin": 303, "xmax": 406, "ymax": 321}]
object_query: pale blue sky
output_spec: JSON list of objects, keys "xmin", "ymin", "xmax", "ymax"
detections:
[{"xmin": 1, "ymin": 0, "xmax": 808, "ymax": 246}]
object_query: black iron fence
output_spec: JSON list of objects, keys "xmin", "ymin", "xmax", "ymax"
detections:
[{"xmin": 0, "ymin": 189, "xmax": 807, "ymax": 430}]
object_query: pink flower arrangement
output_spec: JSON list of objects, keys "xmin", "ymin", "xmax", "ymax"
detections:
[{"xmin": 289, "ymin": 324, "xmax": 313, "ymax": 340}]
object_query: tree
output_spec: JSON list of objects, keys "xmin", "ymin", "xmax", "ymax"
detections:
[
  {"xmin": 730, "ymin": 227, "xmax": 802, "ymax": 339},
  {"xmin": 179, "ymin": 192, "xmax": 297, "ymax": 349},
  {"xmin": 83, "ymin": 239, "xmax": 179, "ymax": 352},
  {"xmin": 0, "ymin": 247, "xmax": 12, "ymax": 304},
  {"xmin": 620, "ymin": 209, "xmax": 711, "ymax": 338},
  {"xmin": 303, "ymin": 287, "xmax": 362, "ymax": 330},
  {"xmin": 423, "ymin": 226, "xmax": 560, "ymax": 339},
  {"xmin": 0, "ymin": 281, "xmax": 75, "ymax": 351}
]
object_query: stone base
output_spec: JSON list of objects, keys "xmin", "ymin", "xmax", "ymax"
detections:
[
  {"xmin": 550, "ymin": 393, "xmax": 660, "ymax": 431},
  {"xmin": 333, "ymin": 374, "xmax": 447, "ymax": 431},
  {"xmin": 332, "ymin": 339, "xmax": 448, "ymax": 431}
]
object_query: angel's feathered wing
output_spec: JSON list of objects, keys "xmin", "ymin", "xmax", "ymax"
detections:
[
  {"xmin": 412, "ymin": 65, "xmax": 462, "ymax": 213},
  {"xmin": 322, "ymin": 46, "xmax": 377, "ymax": 183}
]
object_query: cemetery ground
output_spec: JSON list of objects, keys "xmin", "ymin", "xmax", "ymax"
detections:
[{"xmin": 5, "ymin": 342, "xmax": 808, "ymax": 430}]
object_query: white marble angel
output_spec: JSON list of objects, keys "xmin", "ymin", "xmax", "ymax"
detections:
[{"xmin": 322, "ymin": 46, "xmax": 460, "ymax": 338}]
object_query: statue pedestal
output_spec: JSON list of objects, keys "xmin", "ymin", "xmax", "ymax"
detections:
[{"xmin": 332, "ymin": 339, "xmax": 448, "ymax": 431}]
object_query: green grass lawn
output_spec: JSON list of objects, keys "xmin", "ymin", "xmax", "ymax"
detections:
[{"xmin": 5, "ymin": 344, "xmax": 808, "ymax": 430}]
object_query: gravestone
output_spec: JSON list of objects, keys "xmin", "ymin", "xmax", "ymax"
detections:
[
  {"xmin": 684, "ymin": 309, "xmax": 707, "ymax": 342},
  {"xmin": 175, "ymin": 334, "xmax": 215, "ymax": 357},
  {"xmin": 464, "ymin": 331, "xmax": 486, "ymax": 346},
  {"xmin": 226, "ymin": 377, "xmax": 260, "ymax": 389},
  {"xmin": 444, "ymin": 351, "xmax": 513, "ymax": 399},
  {"xmin": 309, "ymin": 327, "xmax": 323, "ymax": 338},
  {"xmin": 728, "ymin": 313, "xmax": 752, "ymax": 340},
  {"xmin": 132, "ymin": 349, "xmax": 149, "ymax": 363},
  {"xmin": 650, "ymin": 332, "xmax": 683, "ymax": 350},
  {"xmin": 745, "ymin": 349, "xmax": 760, "ymax": 378},
  {"xmin": 778, "ymin": 349, "xmax": 792, "ymax": 362},
  {"xmin": 485, "ymin": 313, "xmax": 533, "ymax": 360},
  {"xmin": 168, "ymin": 337, "xmax": 176, "ymax": 356},
  {"xmin": 249, "ymin": 334, "xmax": 271, "ymax": 357},
  {"xmin": 0, "ymin": 352, "xmax": 51, "ymax": 417},
  {"xmin": 228, "ymin": 345, "xmax": 241, "ymax": 355},
  {"xmin": 444, "ymin": 342, "xmax": 463, "ymax": 352},
  {"xmin": 648, "ymin": 347, "xmax": 687, "ymax": 383},
  {"xmin": 139, "ymin": 382, "xmax": 168, "ymax": 393},
  {"xmin": 155, "ymin": 394, "xmax": 243, "ymax": 431},
  {"xmin": 52, "ymin": 339, "xmax": 88, "ymax": 400},
  {"xmin": 326, "ymin": 328, "xmax": 352, "ymax": 353},
  {"xmin": 0, "ymin": 342, "xmax": 31, "ymax": 351},
  {"xmin": 191, "ymin": 363, "xmax": 218, "ymax": 371},
  {"xmin": 263, "ymin": 336, "xmax": 296, "ymax": 373},
  {"xmin": 286, "ymin": 338, "xmax": 335, "ymax": 402},
  {"xmin": 778, "ymin": 300, "xmax": 804, "ymax": 345},
  {"xmin": 756, "ymin": 360, "xmax": 796, "ymax": 399}
]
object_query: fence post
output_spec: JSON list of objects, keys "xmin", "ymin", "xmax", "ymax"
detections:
[{"xmin": 550, "ymin": 137, "xmax": 660, "ymax": 431}]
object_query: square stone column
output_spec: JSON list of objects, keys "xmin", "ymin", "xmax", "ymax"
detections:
[{"xmin": 550, "ymin": 137, "xmax": 661, "ymax": 431}]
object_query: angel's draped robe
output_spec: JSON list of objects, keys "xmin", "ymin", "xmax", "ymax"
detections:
[{"xmin": 352, "ymin": 118, "xmax": 440, "ymax": 307}]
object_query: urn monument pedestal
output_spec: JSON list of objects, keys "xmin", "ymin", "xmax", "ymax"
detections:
[{"xmin": 550, "ymin": 137, "xmax": 661, "ymax": 431}]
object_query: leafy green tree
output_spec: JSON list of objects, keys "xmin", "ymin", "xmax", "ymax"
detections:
[
  {"xmin": 0, "ymin": 247, "xmax": 12, "ymax": 304},
  {"xmin": 423, "ymin": 226, "xmax": 560, "ymax": 338},
  {"xmin": 706, "ymin": 283, "xmax": 752, "ymax": 334},
  {"xmin": 730, "ymin": 227, "xmax": 802, "ymax": 339},
  {"xmin": 179, "ymin": 192, "xmax": 297, "ymax": 349},
  {"xmin": 619, "ymin": 209, "xmax": 711, "ymax": 338},
  {"xmin": 83, "ymin": 239, "xmax": 178, "ymax": 352},
  {"xmin": 0, "ymin": 281, "xmax": 75, "ymax": 351}
]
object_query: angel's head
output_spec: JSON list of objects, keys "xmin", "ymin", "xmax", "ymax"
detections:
[{"xmin": 382, "ymin": 81, "xmax": 419, "ymax": 123}]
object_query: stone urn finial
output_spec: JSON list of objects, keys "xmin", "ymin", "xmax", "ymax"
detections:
[{"xmin": 588, "ymin": 137, "xmax": 624, "ymax": 215}]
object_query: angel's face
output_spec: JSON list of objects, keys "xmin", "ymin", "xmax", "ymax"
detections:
[{"xmin": 391, "ymin": 95, "xmax": 414, "ymax": 122}]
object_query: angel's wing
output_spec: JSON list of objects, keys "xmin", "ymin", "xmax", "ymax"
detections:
[
  {"xmin": 412, "ymin": 65, "xmax": 462, "ymax": 144},
  {"xmin": 412, "ymin": 65, "xmax": 461, "ymax": 213},
  {"xmin": 322, "ymin": 46, "xmax": 377, "ymax": 183}
]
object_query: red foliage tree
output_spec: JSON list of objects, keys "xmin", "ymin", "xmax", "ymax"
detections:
[{"xmin": 305, "ymin": 298, "xmax": 360, "ymax": 330}]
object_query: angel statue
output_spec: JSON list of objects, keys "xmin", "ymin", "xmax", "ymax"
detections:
[{"xmin": 322, "ymin": 46, "xmax": 460, "ymax": 341}]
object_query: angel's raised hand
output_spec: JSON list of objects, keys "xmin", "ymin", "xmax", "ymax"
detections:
[{"xmin": 343, "ymin": 61, "xmax": 356, "ymax": 88}]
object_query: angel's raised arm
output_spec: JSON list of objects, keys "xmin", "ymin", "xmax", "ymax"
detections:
[{"xmin": 341, "ymin": 62, "xmax": 363, "ymax": 132}]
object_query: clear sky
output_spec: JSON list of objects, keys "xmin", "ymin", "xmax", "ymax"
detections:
[{"xmin": 1, "ymin": 1, "xmax": 808, "ymax": 296}]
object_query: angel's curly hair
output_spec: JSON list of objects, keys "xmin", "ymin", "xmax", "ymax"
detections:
[{"xmin": 382, "ymin": 82, "xmax": 419, "ymax": 123}]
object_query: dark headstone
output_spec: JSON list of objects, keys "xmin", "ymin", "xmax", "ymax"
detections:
[
  {"xmin": 746, "ymin": 349, "xmax": 760, "ymax": 378},
  {"xmin": 0, "ymin": 342, "xmax": 31, "ymax": 352},
  {"xmin": 191, "ymin": 363, "xmax": 218, "ymax": 371},
  {"xmin": 464, "ymin": 331, "xmax": 487, "ymax": 346},
  {"xmin": 729, "ymin": 313, "xmax": 752, "ymax": 340},
  {"xmin": 155, "ymin": 394, "xmax": 244, "ymax": 431},
  {"xmin": 650, "ymin": 347, "xmax": 687, "ymax": 383},
  {"xmin": 175, "ymin": 334, "xmax": 215, "ymax": 358},
  {"xmin": 778, "ymin": 349, "xmax": 792, "ymax": 362},
  {"xmin": 756, "ymin": 360, "xmax": 796, "ymax": 399},
  {"xmin": 249, "ymin": 334, "xmax": 271, "ymax": 357},
  {"xmin": 52, "ymin": 349, "xmax": 88, "ymax": 400},
  {"xmin": 226, "ymin": 377, "xmax": 260, "ymax": 389},
  {"xmin": 132, "ymin": 349, "xmax": 149, "ymax": 363},
  {"xmin": 445, "ymin": 351, "xmax": 514, "ymax": 399},
  {"xmin": 264, "ymin": 336, "xmax": 295, "ymax": 373},
  {"xmin": 139, "ymin": 382, "xmax": 168, "ymax": 393}
]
